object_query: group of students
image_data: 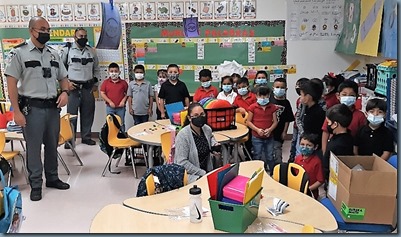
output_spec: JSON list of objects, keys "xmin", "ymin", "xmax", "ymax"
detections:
[{"xmin": 101, "ymin": 64, "xmax": 395, "ymax": 199}]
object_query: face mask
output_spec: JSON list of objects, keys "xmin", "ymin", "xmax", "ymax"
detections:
[
  {"xmin": 300, "ymin": 146, "xmax": 314, "ymax": 156},
  {"xmin": 255, "ymin": 78, "xmax": 267, "ymax": 84},
  {"xmin": 36, "ymin": 32, "xmax": 50, "ymax": 44},
  {"xmin": 158, "ymin": 77, "xmax": 167, "ymax": 84},
  {"xmin": 109, "ymin": 72, "xmax": 119, "ymax": 80},
  {"xmin": 168, "ymin": 73, "xmax": 178, "ymax": 81},
  {"xmin": 327, "ymin": 122, "xmax": 337, "ymax": 134},
  {"xmin": 367, "ymin": 113, "xmax": 384, "ymax": 126},
  {"xmin": 191, "ymin": 115, "xmax": 207, "ymax": 128},
  {"xmin": 135, "ymin": 73, "xmax": 144, "ymax": 80},
  {"xmin": 257, "ymin": 98, "xmax": 269, "ymax": 106},
  {"xmin": 237, "ymin": 87, "xmax": 248, "ymax": 96},
  {"xmin": 340, "ymin": 96, "xmax": 356, "ymax": 106},
  {"xmin": 295, "ymin": 88, "xmax": 301, "ymax": 96},
  {"xmin": 273, "ymin": 88, "xmax": 286, "ymax": 97},
  {"xmin": 222, "ymin": 85, "xmax": 232, "ymax": 93},
  {"xmin": 76, "ymin": 38, "xmax": 88, "ymax": 47},
  {"xmin": 201, "ymin": 81, "xmax": 211, "ymax": 88}
]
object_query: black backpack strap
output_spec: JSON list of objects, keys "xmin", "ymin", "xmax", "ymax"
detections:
[
  {"xmin": 63, "ymin": 42, "xmax": 72, "ymax": 70},
  {"xmin": 279, "ymin": 163, "xmax": 289, "ymax": 187}
]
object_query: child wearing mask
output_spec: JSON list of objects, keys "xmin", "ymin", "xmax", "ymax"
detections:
[
  {"xmin": 294, "ymin": 133, "xmax": 324, "ymax": 199},
  {"xmin": 321, "ymin": 80, "xmax": 366, "ymax": 154},
  {"xmin": 100, "ymin": 63, "xmax": 128, "ymax": 131},
  {"xmin": 251, "ymin": 70, "xmax": 269, "ymax": 93},
  {"xmin": 127, "ymin": 64, "xmax": 153, "ymax": 125},
  {"xmin": 247, "ymin": 86, "xmax": 278, "ymax": 172},
  {"xmin": 217, "ymin": 75, "xmax": 237, "ymax": 104},
  {"xmin": 354, "ymin": 98, "xmax": 394, "ymax": 160},
  {"xmin": 158, "ymin": 64, "xmax": 190, "ymax": 119},
  {"xmin": 322, "ymin": 72, "xmax": 344, "ymax": 109},
  {"xmin": 154, "ymin": 69, "xmax": 167, "ymax": 120},
  {"xmin": 193, "ymin": 69, "xmax": 219, "ymax": 102},
  {"xmin": 270, "ymin": 78, "xmax": 294, "ymax": 164},
  {"xmin": 322, "ymin": 104, "xmax": 354, "ymax": 181}
]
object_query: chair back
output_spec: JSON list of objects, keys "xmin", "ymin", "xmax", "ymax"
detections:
[
  {"xmin": 106, "ymin": 114, "xmax": 123, "ymax": 146},
  {"xmin": 160, "ymin": 131, "xmax": 174, "ymax": 163},
  {"xmin": 0, "ymin": 132, "xmax": 6, "ymax": 154},
  {"xmin": 388, "ymin": 155, "xmax": 397, "ymax": 169},
  {"xmin": 145, "ymin": 174, "xmax": 156, "ymax": 196},
  {"xmin": 235, "ymin": 111, "xmax": 248, "ymax": 125},
  {"xmin": 180, "ymin": 110, "xmax": 188, "ymax": 127},
  {"xmin": 59, "ymin": 113, "xmax": 73, "ymax": 144},
  {"xmin": 272, "ymin": 163, "xmax": 310, "ymax": 195}
]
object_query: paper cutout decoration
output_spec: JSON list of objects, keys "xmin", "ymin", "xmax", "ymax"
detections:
[
  {"xmin": 183, "ymin": 17, "xmax": 200, "ymax": 38},
  {"xmin": 380, "ymin": 0, "xmax": 397, "ymax": 59},
  {"xmin": 74, "ymin": 3, "xmax": 87, "ymax": 21},
  {"xmin": 335, "ymin": 0, "xmax": 361, "ymax": 55},
  {"xmin": 96, "ymin": 1, "xmax": 122, "ymax": 50}
]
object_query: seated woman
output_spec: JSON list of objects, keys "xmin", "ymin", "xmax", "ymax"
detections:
[{"xmin": 174, "ymin": 103, "xmax": 220, "ymax": 183}]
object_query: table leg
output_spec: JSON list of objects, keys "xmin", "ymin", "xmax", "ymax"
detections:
[
  {"xmin": 147, "ymin": 145, "xmax": 154, "ymax": 168},
  {"xmin": 233, "ymin": 143, "xmax": 239, "ymax": 163},
  {"xmin": 221, "ymin": 144, "xmax": 229, "ymax": 165}
]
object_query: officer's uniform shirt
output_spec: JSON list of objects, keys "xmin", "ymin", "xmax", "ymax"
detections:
[
  {"xmin": 60, "ymin": 42, "xmax": 99, "ymax": 82},
  {"xmin": 4, "ymin": 39, "xmax": 67, "ymax": 99}
]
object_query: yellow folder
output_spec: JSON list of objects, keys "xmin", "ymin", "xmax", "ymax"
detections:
[{"xmin": 243, "ymin": 168, "xmax": 264, "ymax": 204}]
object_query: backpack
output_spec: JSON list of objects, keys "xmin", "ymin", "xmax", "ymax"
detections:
[
  {"xmin": 0, "ymin": 170, "xmax": 22, "ymax": 233},
  {"xmin": 136, "ymin": 164, "xmax": 186, "ymax": 197},
  {"xmin": 62, "ymin": 42, "xmax": 72, "ymax": 70}
]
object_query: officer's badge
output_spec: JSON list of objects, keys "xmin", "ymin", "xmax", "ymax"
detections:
[{"xmin": 5, "ymin": 50, "xmax": 16, "ymax": 67}]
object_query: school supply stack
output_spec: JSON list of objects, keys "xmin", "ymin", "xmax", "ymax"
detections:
[
  {"xmin": 207, "ymin": 163, "xmax": 264, "ymax": 233},
  {"xmin": 327, "ymin": 153, "xmax": 397, "ymax": 226},
  {"xmin": 6, "ymin": 121, "xmax": 22, "ymax": 133}
]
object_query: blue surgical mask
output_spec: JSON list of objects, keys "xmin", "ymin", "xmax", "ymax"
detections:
[
  {"xmin": 340, "ymin": 96, "xmax": 356, "ymax": 106},
  {"xmin": 257, "ymin": 98, "xmax": 269, "ymax": 106},
  {"xmin": 300, "ymin": 146, "xmax": 314, "ymax": 156},
  {"xmin": 201, "ymin": 81, "xmax": 211, "ymax": 88},
  {"xmin": 222, "ymin": 85, "xmax": 232, "ymax": 93},
  {"xmin": 237, "ymin": 87, "xmax": 248, "ymax": 96},
  {"xmin": 273, "ymin": 88, "xmax": 286, "ymax": 97},
  {"xmin": 255, "ymin": 78, "xmax": 267, "ymax": 84},
  {"xmin": 367, "ymin": 113, "xmax": 384, "ymax": 126}
]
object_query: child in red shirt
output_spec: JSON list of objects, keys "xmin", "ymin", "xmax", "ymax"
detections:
[
  {"xmin": 294, "ymin": 133, "xmax": 324, "ymax": 199},
  {"xmin": 100, "ymin": 62, "xmax": 128, "ymax": 130},
  {"xmin": 193, "ymin": 69, "xmax": 218, "ymax": 102},
  {"xmin": 247, "ymin": 86, "xmax": 278, "ymax": 172},
  {"xmin": 233, "ymin": 77, "xmax": 257, "ymax": 114}
]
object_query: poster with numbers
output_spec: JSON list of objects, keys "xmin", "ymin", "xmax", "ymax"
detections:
[
  {"xmin": 171, "ymin": 2, "xmax": 184, "ymax": 20},
  {"xmin": 199, "ymin": 1, "xmax": 213, "ymax": 20},
  {"xmin": 0, "ymin": 6, "xmax": 6, "ymax": 23},
  {"xmin": 185, "ymin": 1, "xmax": 198, "ymax": 17},
  {"xmin": 74, "ymin": 3, "xmax": 87, "ymax": 21},
  {"xmin": 214, "ymin": 1, "xmax": 227, "ymax": 20},
  {"xmin": 129, "ymin": 2, "xmax": 142, "ymax": 20},
  {"xmin": 60, "ymin": 4, "xmax": 73, "ymax": 22},
  {"xmin": 117, "ymin": 2, "xmax": 129, "ymax": 21},
  {"xmin": 157, "ymin": 2, "xmax": 170, "ymax": 20},
  {"xmin": 87, "ymin": 3, "xmax": 101, "ymax": 21},
  {"xmin": 143, "ymin": 2, "xmax": 156, "ymax": 20},
  {"xmin": 7, "ymin": 5, "xmax": 20, "ymax": 22},
  {"xmin": 33, "ymin": 5, "xmax": 46, "ymax": 18},
  {"xmin": 47, "ymin": 4, "xmax": 60, "ymax": 21},
  {"xmin": 229, "ymin": 0, "xmax": 242, "ymax": 19},
  {"xmin": 20, "ymin": 5, "xmax": 33, "ymax": 22}
]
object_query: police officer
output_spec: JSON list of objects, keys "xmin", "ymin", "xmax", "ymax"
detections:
[
  {"xmin": 61, "ymin": 27, "xmax": 99, "ymax": 146},
  {"xmin": 5, "ymin": 16, "xmax": 70, "ymax": 201}
]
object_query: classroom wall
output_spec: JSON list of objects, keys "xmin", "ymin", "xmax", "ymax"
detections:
[{"xmin": 2, "ymin": 0, "xmax": 385, "ymax": 133}]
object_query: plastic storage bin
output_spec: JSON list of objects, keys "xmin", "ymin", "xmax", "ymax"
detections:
[
  {"xmin": 205, "ymin": 107, "xmax": 236, "ymax": 131},
  {"xmin": 375, "ymin": 62, "xmax": 397, "ymax": 96}
]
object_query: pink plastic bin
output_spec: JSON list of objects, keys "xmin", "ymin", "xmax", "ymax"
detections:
[{"xmin": 222, "ymin": 175, "xmax": 250, "ymax": 203}]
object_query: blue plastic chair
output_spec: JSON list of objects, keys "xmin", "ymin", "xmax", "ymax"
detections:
[
  {"xmin": 388, "ymin": 155, "xmax": 397, "ymax": 169},
  {"xmin": 320, "ymin": 198, "xmax": 395, "ymax": 233}
]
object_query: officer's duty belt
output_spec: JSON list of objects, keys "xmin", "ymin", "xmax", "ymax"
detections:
[{"xmin": 20, "ymin": 96, "xmax": 58, "ymax": 108}]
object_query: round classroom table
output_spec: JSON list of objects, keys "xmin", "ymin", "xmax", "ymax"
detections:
[
  {"xmin": 90, "ymin": 161, "xmax": 337, "ymax": 233},
  {"xmin": 127, "ymin": 120, "xmax": 231, "ymax": 167},
  {"xmin": 214, "ymin": 123, "xmax": 249, "ymax": 163}
]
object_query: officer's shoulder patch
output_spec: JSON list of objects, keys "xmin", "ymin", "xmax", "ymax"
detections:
[
  {"xmin": 47, "ymin": 45, "xmax": 55, "ymax": 50},
  {"xmin": 13, "ymin": 41, "xmax": 27, "ymax": 49},
  {"xmin": 5, "ymin": 49, "xmax": 17, "ymax": 66}
]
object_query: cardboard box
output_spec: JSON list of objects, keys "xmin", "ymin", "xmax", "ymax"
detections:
[{"xmin": 328, "ymin": 153, "xmax": 397, "ymax": 225}]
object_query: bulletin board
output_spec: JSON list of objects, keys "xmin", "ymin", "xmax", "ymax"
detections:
[{"xmin": 126, "ymin": 21, "xmax": 294, "ymax": 93}]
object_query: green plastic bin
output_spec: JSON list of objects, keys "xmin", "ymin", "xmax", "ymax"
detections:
[{"xmin": 208, "ymin": 188, "xmax": 262, "ymax": 233}]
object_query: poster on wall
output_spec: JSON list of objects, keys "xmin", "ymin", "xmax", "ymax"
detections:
[
  {"xmin": 20, "ymin": 5, "xmax": 33, "ymax": 22},
  {"xmin": 7, "ymin": 5, "xmax": 20, "ymax": 22},
  {"xmin": 229, "ymin": 0, "xmax": 242, "ymax": 19},
  {"xmin": 87, "ymin": 3, "xmax": 101, "ymax": 21},
  {"xmin": 33, "ymin": 5, "xmax": 46, "ymax": 18},
  {"xmin": 185, "ymin": 1, "xmax": 198, "ymax": 17},
  {"xmin": 214, "ymin": 1, "xmax": 228, "ymax": 20},
  {"xmin": 355, "ymin": 0, "xmax": 384, "ymax": 57},
  {"xmin": 143, "ymin": 2, "xmax": 156, "ymax": 20},
  {"xmin": 199, "ymin": 1, "xmax": 213, "ymax": 20},
  {"xmin": 335, "ymin": 0, "xmax": 360, "ymax": 55},
  {"xmin": 0, "ymin": 6, "xmax": 6, "ymax": 23},
  {"xmin": 117, "ymin": 2, "xmax": 129, "ymax": 21},
  {"xmin": 380, "ymin": 0, "xmax": 397, "ymax": 59},
  {"xmin": 157, "ymin": 2, "xmax": 170, "ymax": 20},
  {"xmin": 243, "ymin": 0, "xmax": 256, "ymax": 19},
  {"xmin": 286, "ymin": 0, "xmax": 344, "ymax": 40},
  {"xmin": 47, "ymin": 4, "xmax": 60, "ymax": 21},
  {"xmin": 74, "ymin": 3, "xmax": 87, "ymax": 21},
  {"xmin": 129, "ymin": 2, "xmax": 142, "ymax": 20},
  {"xmin": 60, "ymin": 4, "xmax": 73, "ymax": 22},
  {"xmin": 171, "ymin": 2, "xmax": 184, "ymax": 20}
]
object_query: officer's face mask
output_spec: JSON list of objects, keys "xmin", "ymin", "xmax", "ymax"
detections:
[
  {"xmin": 36, "ymin": 32, "xmax": 50, "ymax": 45},
  {"xmin": 76, "ymin": 38, "xmax": 88, "ymax": 48}
]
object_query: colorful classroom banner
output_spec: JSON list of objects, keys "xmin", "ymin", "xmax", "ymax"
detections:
[
  {"xmin": 380, "ymin": 0, "xmax": 397, "ymax": 59},
  {"xmin": 335, "ymin": 0, "xmax": 361, "ymax": 54},
  {"xmin": 355, "ymin": 0, "xmax": 384, "ymax": 57}
]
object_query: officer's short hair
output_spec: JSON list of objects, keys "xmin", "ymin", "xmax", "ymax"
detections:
[{"xmin": 75, "ymin": 27, "xmax": 87, "ymax": 35}]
